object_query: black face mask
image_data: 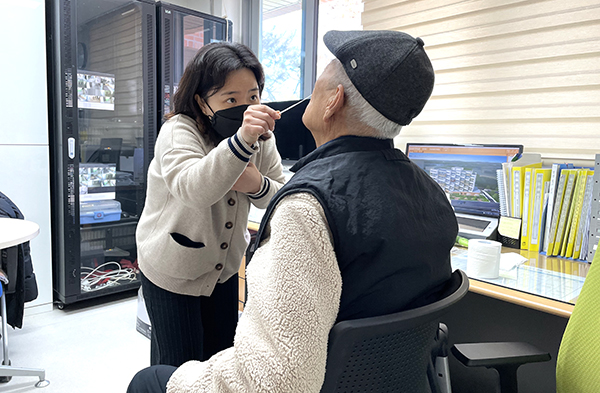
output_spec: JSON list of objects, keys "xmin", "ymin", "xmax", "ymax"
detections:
[{"xmin": 208, "ymin": 104, "xmax": 249, "ymax": 139}]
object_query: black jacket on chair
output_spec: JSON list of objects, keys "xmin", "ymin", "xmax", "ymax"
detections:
[{"xmin": 0, "ymin": 191, "xmax": 39, "ymax": 328}]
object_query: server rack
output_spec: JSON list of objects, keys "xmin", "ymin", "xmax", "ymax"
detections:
[
  {"xmin": 156, "ymin": 1, "xmax": 230, "ymax": 127},
  {"xmin": 46, "ymin": 0, "xmax": 157, "ymax": 307}
]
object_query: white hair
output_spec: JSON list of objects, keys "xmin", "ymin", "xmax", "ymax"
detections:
[{"xmin": 328, "ymin": 59, "xmax": 403, "ymax": 139}]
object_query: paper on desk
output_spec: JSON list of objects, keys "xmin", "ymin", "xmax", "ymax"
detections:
[{"xmin": 499, "ymin": 252, "xmax": 528, "ymax": 279}]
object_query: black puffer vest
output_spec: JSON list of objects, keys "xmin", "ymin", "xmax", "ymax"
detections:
[{"xmin": 253, "ymin": 136, "xmax": 458, "ymax": 321}]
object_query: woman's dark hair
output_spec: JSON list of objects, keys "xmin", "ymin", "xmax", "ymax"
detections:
[{"xmin": 165, "ymin": 42, "xmax": 266, "ymax": 143}]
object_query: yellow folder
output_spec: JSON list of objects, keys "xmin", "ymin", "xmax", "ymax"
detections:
[
  {"xmin": 573, "ymin": 171, "xmax": 595, "ymax": 260},
  {"xmin": 546, "ymin": 169, "xmax": 569, "ymax": 255},
  {"xmin": 511, "ymin": 158, "xmax": 542, "ymax": 219},
  {"xmin": 564, "ymin": 170, "xmax": 590, "ymax": 258},
  {"xmin": 528, "ymin": 168, "xmax": 551, "ymax": 252},
  {"xmin": 520, "ymin": 167, "xmax": 535, "ymax": 249},
  {"xmin": 560, "ymin": 170, "xmax": 583, "ymax": 257},
  {"xmin": 551, "ymin": 170, "xmax": 578, "ymax": 256}
]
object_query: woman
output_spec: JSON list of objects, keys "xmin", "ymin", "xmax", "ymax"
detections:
[{"xmin": 135, "ymin": 41, "xmax": 285, "ymax": 367}]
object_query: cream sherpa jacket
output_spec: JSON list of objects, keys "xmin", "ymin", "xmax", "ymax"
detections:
[
  {"xmin": 166, "ymin": 192, "xmax": 342, "ymax": 393},
  {"xmin": 137, "ymin": 114, "xmax": 285, "ymax": 297}
]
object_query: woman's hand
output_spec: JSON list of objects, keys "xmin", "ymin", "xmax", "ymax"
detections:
[
  {"xmin": 240, "ymin": 105, "xmax": 281, "ymax": 146},
  {"xmin": 232, "ymin": 162, "xmax": 262, "ymax": 194}
]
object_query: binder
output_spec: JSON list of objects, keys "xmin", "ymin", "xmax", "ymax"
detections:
[
  {"xmin": 528, "ymin": 168, "xmax": 551, "ymax": 252},
  {"xmin": 572, "ymin": 170, "xmax": 594, "ymax": 259},
  {"xmin": 545, "ymin": 169, "xmax": 569, "ymax": 255},
  {"xmin": 510, "ymin": 154, "xmax": 542, "ymax": 219},
  {"xmin": 520, "ymin": 167, "xmax": 534, "ymax": 249},
  {"xmin": 551, "ymin": 170, "xmax": 578, "ymax": 256},
  {"xmin": 561, "ymin": 170, "xmax": 585, "ymax": 257},
  {"xmin": 537, "ymin": 181, "xmax": 550, "ymax": 252},
  {"xmin": 496, "ymin": 169, "xmax": 509, "ymax": 217},
  {"xmin": 541, "ymin": 163, "xmax": 567, "ymax": 253},
  {"xmin": 501, "ymin": 162, "xmax": 513, "ymax": 217},
  {"xmin": 582, "ymin": 166, "xmax": 598, "ymax": 260}
]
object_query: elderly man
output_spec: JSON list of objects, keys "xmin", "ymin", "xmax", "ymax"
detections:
[{"xmin": 128, "ymin": 29, "xmax": 458, "ymax": 393}]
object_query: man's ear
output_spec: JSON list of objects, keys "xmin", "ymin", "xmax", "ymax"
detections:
[
  {"xmin": 323, "ymin": 84, "xmax": 344, "ymax": 122},
  {"xmin": 195, "ymin": 94, "xmax": 211, "ymax": 117}
]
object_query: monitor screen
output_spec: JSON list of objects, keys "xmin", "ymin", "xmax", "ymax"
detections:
[
  {"xmin": 405, "ymin": 143, "xmax": 523, "ymax": 217},
  {"xmin": 79, "ymin": 163, "xmax": 116, "ymax": 202},
  {"xmin": 266, "ymin": 99, "xmax": 316, "ymax": 160},
  {"xmin": 77, "ymin": 71, "xmax": 115, "ymax": 111}
]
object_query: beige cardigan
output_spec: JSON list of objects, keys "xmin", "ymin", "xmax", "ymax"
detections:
[
  {"xmin": 136, "ymin": 114, "xmax": 285, "ymax": 296},
  {"xmin": 166, "ymin": 192, "xmax": 342, "ymax": 392}
]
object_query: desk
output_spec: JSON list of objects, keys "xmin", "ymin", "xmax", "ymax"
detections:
[
  {"xmin": 447, "ymin": 247, "xmax": 589, "ymax": 393},
  {"xmin": 0, "ymin": 218, "xmax": 40, "ymax": 249},
  {"xmin": 451, "ymin": 247, "xmax": 588, "ymax": 318}
]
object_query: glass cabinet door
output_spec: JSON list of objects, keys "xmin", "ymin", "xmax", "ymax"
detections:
[
  {"xmin": 172, "ymin": 8, "xmax": 227, "ymax": 88},
  {"xmin": 75, "ymin": 0, "xmax": 147, "ymax": 293},
  {"xmin": 158, "ymin": 4, "xmax": 228, "ymax": 124}
]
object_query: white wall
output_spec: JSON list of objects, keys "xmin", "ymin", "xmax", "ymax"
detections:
[{"xmin": 0, "ymin": 0, "xmax": 53, "ymax": 313}]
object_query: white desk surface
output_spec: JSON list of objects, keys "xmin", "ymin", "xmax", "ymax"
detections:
[
  {"xmin": 451, "ymin": 247, "xmax": 589, "ymax": 317},
  {"xmin": 0, "ymin": 217, "xmax": 40, "ymax": 249}
]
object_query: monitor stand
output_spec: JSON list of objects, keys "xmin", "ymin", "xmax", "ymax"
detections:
[{"xmin": 456, "ymin": 213, "xmax": 499, "ymax": 240}]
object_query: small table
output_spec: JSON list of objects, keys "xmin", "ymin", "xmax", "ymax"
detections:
[{"xmin": 0, "ymin": 218, "xmax": 40, "ymax": 249}]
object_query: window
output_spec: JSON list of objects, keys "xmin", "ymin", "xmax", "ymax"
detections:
[
  {"xmin": 249, "ymin": 0, "xmax": 362, "ymax": 102},
  {"xmin": 316, "ymin": 0, "xmax": 363, "ymax": 76},
  {"xmin": 260, "ymin": 0, "xmax": 305, "ymax": 101}
]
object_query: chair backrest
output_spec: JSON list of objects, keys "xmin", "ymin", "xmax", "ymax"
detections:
[
  {"xmin": 0, "ymin": 246, "xmax": 18, "ymax": 293},
  {"xmin": 320, "ymin": 269, "xmax": 469, "ymax": 393},
  {"xmin": 556, "ymin": 250, "xmax": 600, "ymax": 393}
]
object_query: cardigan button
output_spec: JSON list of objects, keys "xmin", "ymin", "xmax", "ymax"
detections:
[
  {"xmin": 228, "ymin": 198, "xmax": 236, "ymax": 206},
  {"xmin": 221, "ymin": 242, "xmax": 228, "ymax": 249},
  {"xmin": 215, "ymin": 264, "xmax": 223, "ymax": 271},
  {"xmin": 225, "ymin": 222, "xmax": 233, "ymax": 229}
]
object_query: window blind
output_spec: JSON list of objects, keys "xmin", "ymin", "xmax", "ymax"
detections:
[{"xmin": 362, "ymin": 0, "xmax": 600, "ymax": 163}]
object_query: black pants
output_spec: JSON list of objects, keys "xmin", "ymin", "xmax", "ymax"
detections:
[
  {"xmin": 140, "ymin": 272, "xmax": 238, "ymax": 367},
  {"xmin": 127, "ymin": 365, "xmax": 176, "ymax": 393}
]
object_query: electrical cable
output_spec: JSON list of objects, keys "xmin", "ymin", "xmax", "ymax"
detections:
[{"xmin": 80, "ymin": 261, "xmax": 137, "ymax": 292}]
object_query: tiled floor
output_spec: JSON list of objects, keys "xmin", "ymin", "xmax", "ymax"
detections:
[{"xmin": 1, "ymin": 290, "xmax": 149, "ymax": 393}]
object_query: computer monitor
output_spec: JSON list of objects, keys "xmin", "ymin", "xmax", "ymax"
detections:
[
  {"xmin": 266, "ymin": 99, "xmax": 316, "ymax": 160},
  {"xmin": 77, "ymin": 70, "xmax": 115, "ymax": 111},
  {"xmin": 79, "ymin": 163, "xmax": 116, "ymax": 202},
  {"xmin": 405, "ymin": 143, "xmax": 523, "ymax": 218}
]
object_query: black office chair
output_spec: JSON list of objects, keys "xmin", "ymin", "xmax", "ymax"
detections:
[
  {"xmin": 0, "ymin": 246, "xmax": 49, "ymax": 388},
  {"xmin": 320, "ymin": 269, "xmax": 469, "ymax": 393}
]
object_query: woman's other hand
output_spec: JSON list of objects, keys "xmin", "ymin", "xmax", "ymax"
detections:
[
  {"xmin": 240, "ymin": 105, "xmax": 280, "ymax": 146},
  {"xmin": 232, "ymin": 162, "xmax": 262, "ymax": 194}
]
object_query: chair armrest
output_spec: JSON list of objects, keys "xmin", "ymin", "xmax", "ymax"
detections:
[{"xmin": 452, "ymin": 342, "xmax": 551, "ymax": 368}]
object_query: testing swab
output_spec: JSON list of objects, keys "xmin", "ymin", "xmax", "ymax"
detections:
[{"xmin": 278, "ymin": 94, "xmax": 312, "ymax": 115}]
